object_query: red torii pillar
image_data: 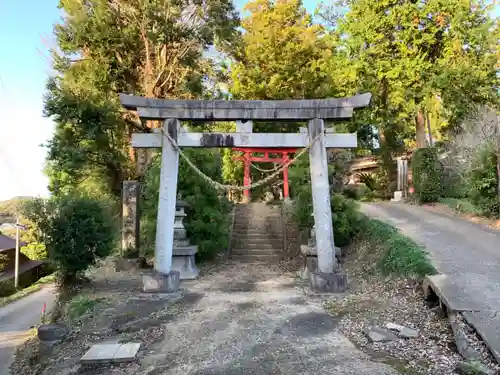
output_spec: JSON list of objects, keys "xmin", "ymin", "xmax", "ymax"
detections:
[{"xmin": 233, "ymin": 148, "xmax": 297, "ymax": 201}]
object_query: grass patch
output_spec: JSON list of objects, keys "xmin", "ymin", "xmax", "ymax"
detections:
[
  {"xmin": 65, "ymin": 294, "xmax": 108, "ymax": 320},
  {"xmin": 349, "ymin": 217, "xmax": 436, "ymax": 278},
  {"xmin": 0, "ymin": 274, "xmax": 56, "ymax": 308},
  {"xmin": 439, "ymin": 197, "xmax": 481, "ymax": 216}
]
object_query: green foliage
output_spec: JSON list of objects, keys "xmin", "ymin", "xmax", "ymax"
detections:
[
  {"xmin": 333, "ymin": 0, "xmax": 499, "ymax": 150},
  {"xmin": 142, "ymin": 149, "xmax": 231, "ymax": 261},
  {"xmin": 66, "ymin": 295, "xmax": 107, "ymax": 320},
  {"xmin": 468, "ymin": 144, "xmax": 499, "ymax": 218},
  {"xmin": 24, "ymin": 195, "xmax": 117, "ymax": 284},
  {"xmin": 21, "ymin": 243, "xmax": 48, "ymax": 261},
  {"xmin": 357, "ymin": 172, "xmax": 377, "ymax": 191},
  {"xmin": 342, "ymin": 184, "xmax": 373, "ymax": 201},
  {"xmin": 438, "ymin": 197, "xmax": 481, "ymax": 216},
  {"xmin": 231, "ymin": 0, "xmax": 334, "ymax": 101},
  {"xmin": 289, "ymin": 157, "xmax": 362, "ymax": 246},
  {"xmin": 412, "ymin": 148, "xmax": 441, "ymax": 203},
  {"xmin": 45, "ymin": 0, "xmax": 240, "ymax": 197},
  {"xmin": 359, "ymin": 218, "xmax": 436, "ymax": 278}
]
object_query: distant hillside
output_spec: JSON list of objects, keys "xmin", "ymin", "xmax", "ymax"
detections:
[{"xmin": 0, "ymin": 196, "xmax": 35, "ymax": 224}]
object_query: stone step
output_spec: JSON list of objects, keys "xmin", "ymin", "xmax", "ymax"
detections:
[
  {"xmin": 233, "ymin": 226, "xmax": 283, "ymax": 233},
  {"xmin": 231, "ymin": 254, "xmax": 283, "ymax": 262},
  {"xmin": 232, "ymin": 243, "xmax": 282, "ymax": 250},
  {"xmin": 231, "ymin": 248, "xmax": 282, "ymax": 255},
  {"xmin": 232, "ymin": 238, "xmax": 283, "ymax": 245},
  {"xmin": 233, "ymin": 222, "xmax": 281, "ymax": 228},
  {"xmin": 232, "ymin": 234, "xmax": 283, "ymax": 240},
  {"xmin": 233, "ymin": 220, "xmax": 282, "ymax": 226}
]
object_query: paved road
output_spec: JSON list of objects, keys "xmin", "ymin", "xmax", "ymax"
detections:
[
  {"xmin": 361, "ymin": 202, "xmax": 500, "ymax": 362},
  {"xmin": 0, "ymin": 285, "xmax": 57, "ymax": 375}
]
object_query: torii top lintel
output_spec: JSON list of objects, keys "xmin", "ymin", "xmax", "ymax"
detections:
[{"xmin": 118, "ymin": 93, "xmax": 372, "ymax": 121}]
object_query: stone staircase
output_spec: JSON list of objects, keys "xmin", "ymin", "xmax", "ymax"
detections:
[{"xmin": 230, "ymin": 202, "xmax": 284, "ymax": 262}]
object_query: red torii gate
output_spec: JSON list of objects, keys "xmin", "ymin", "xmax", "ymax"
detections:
[{"xmin": 233, "ymin": 147, "xmax": 297, "ymax": 201}]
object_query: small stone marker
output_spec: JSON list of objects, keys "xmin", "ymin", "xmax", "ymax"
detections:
[
  {"xmin": 363, "ymin": 326, "xmax": 399, "ymax": 343},
  {"xmin": 385, "ymin": 322, "xmax": 419, "ymax": 338},
  {"xmin": 80, "ymin": 343, "xmax": 141, "ymax": 364}
]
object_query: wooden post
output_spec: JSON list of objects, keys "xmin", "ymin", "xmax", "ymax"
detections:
[
  {"xmin": 283, "ymin": 152, "xmax": 290, "ymax": 199},
  {"xmin": 243, "ymin": 151, "xmax": 251, "ymax": 202},
  {"xmin": 14, "ymin": 217, "xmax": 19, "ymax": 289}
]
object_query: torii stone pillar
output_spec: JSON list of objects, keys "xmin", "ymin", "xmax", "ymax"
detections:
[{"xmin": 119, "ymin": 93, "xmax": 372, "ymax": 294}]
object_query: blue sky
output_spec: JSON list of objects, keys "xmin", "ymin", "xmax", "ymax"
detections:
[{"xmin": 0, "ymin": 1, "xmax": 497, "ymax": 201}]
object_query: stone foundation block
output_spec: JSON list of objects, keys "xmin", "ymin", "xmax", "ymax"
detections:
[
  {"xmin": 391, "ymin": 190, "xmax": 403, "ymax": 202},
  {"xmin": 298, "ymin": 255, "xmax": 318, "ymax": 280},
  {"xmin": 142, "ymin": 271, "xmax": 180, "ymax": 293},
  {"xmin": 172, "ymin": 246, "xmax": 199, "ymax": 280},
  {"xmin": 309, "ymin": 270, "xmax": 348, "ymax": 293}
]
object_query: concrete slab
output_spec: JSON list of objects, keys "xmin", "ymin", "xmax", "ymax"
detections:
[
  {"xmin": 423, "ymin": 274, "xmax": 480, "ymax": 312},
  {"xmin": 80, "ymin": 343, "xmax": 141, "ymax": 364}
]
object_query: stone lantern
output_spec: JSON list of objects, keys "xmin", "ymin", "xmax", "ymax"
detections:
[{"xmin": 171, "ymin": 200, "xmax": 199, "ymax": 280}]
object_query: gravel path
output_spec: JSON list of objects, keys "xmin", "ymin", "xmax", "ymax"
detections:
[
  {"xmin": 361, "ymin": 202, "xmax": 500, "ymax": 363},
  {"xmin": 140, "ymin": 261, "xmax": 400, "ymax": 375}
]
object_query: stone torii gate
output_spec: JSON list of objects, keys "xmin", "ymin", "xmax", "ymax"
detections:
[{"xmin": 119, "ymin": 93, "xmax": 371, "ymax": 293}]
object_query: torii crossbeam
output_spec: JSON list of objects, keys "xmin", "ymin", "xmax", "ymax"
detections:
[{"xmin": 119, "ymin": 93, "xmax": 372, "ymax": 293}]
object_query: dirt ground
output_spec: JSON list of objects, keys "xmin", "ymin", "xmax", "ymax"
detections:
[
  {"xmin": 11, "ymin": 250, "xmax": 498, "ymax": 375},
  {"xmin": 11, "ymin": 257, "xmax": 400, "ymax": 375}
]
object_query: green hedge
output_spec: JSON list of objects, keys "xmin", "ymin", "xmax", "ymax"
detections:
[{"xmin": 412, "ymin": 148, "xmax": 441, "ymax": 203}]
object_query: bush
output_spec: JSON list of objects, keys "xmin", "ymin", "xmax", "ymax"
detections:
[
  {"xmin": 468, "ymin": 144, "xmax": 499, "ymax": 217},
  {"xmin": 142, "ymin": 149, "xmax": 231, "ymax": 261},
  {"xmin": 24, "ymin": 195, "xmax": 116, "ymax": 284},
  {"xmin": 343, "ymin": 184, "xmax": 372, "ymax": 201},
  {"xmin": 412, "ymin": 148, "xmax": 441, "ymax": 203},
  {"xmin": 289, "ymin": 159, "xmax": 362, "ymax": 247}
]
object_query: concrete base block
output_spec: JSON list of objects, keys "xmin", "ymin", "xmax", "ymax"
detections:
[
  {"xmin": 298, "ymin": 255, "xmax": 318, "ymax": 280},
  {"xmin": 309, "ymin": 270, "xmax": 348, "ymax": 293},
  {"xmin": 115, "ymin": 258, "xmax": 141, "ymax": 272},
  {"xmin": 172, "ymin": 255, "xmax": 199, "ymax": 280},
  {"xmin": 391, "ymin": 191, "xmax": 403, "ymax": 202},
  {"xmin": 172, "ymin": 245, "xmax": 199, "ymax": 280},
  {"xmin": 142, "ymin": 271, "xmax": 180, "ymax": 293}
]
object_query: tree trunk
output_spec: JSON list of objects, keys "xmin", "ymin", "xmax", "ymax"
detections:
[
  {"xmin": 416, "ymin": 110, "xmax": 427, "ymax": 148},
  {"xmin": 426, "ymin": 111, "xmax": 433, "ymax": 147}
]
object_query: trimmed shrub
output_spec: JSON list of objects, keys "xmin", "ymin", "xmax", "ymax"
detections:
[
  {"xmin": 468, "ymin": 144, "xmax": 499, "ymax": 218},
  {"xmin": 412, "ymin": 148, "xmax": 441, "ymax": 203},
  {"xmin": 24, "ymin": 195, "xmax": 116, "ymax": 284}
]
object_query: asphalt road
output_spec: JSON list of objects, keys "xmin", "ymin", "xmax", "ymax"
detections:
[
  {"xmin": 0, "ymin": 285, "xmax": 57, "ymax": 375},
  {"xmin": 361, "ymin": 202, "xmax": 500, "ymax": 362}
]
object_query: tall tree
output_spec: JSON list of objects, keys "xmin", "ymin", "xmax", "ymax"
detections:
[
  {"xmin": 44, "ymin": 0, "xmax": 239, "ymax": 196},
  {"xmin": 335, "ymin": 0, "xmax": 499, "ymax": 150},
  {"xmin": 230, "ymin": 0, "xmax": 335, "ymax": 103}
]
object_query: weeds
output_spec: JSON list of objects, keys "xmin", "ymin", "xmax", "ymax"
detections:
[
  {"xmin": 352, "ymin": 217, "xmax": 436, "ymax": 278},
  {"xmin": 439, "ymin": 197, "xmax": 481, "ymax": 216},
  {"xmin": 66, "ymin": 295, "xmax": 107, "ymax": 320}
]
